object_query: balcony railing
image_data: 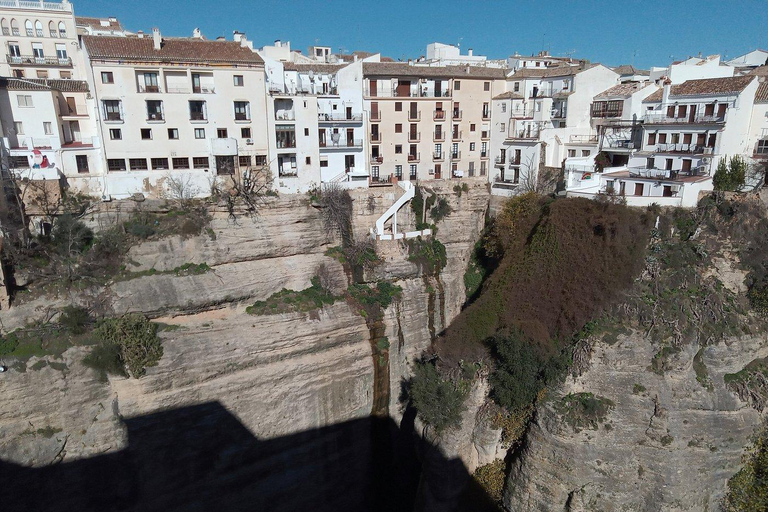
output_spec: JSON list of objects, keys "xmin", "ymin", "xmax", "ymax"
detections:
[
  {"xmin": 318, "ymin": 112, "xmax": 363, "ymax": 122},
  {"xmin": 644, "ymin": 113, "xmax": 725, "ymax": 124},
  {"xmin": 408, "ymin": 110, "xmax": 421, "ymax": 121},
  {"xmin": 433, "ymin": 152, "xmax": 444, "ymax": 161},
  {"xmin": 482, "ymin": 110, "xmax": 491, "ymax": 120},
  {"xmin": 166, "ymin": 86, "xmax": 192, "ymax": 94},
  {"xmin": 370, "ymin": 155, "xmax": 384, "ymax": 164},
  {"xmin": 146, "ymin": 113, "xmax": 164, "ymax": 121},
  {"xmin": 275, "ymin": 111, "xmax": 295, "ymax": 121},
  {"xmin": 569, "ymin": 135, "xmax": 598, "ymax": 144},
  {"xmin": 371, "ymin": 133, "xmax": 381, "ymax": 143},
  {"xmin": 433, "ymin": 131, "xmax": 445, "ymax": 141},
  {"xmin": 434, "ymin": 110, "xmax": 446, "ymax": 121},
  {"xmin": 0, "ymin": 1, "xmax": 73, "ymax": 11},
  {"xmin": 278, "ymin": 168, "xmax": 298, "ymax": 177},
  {"xmin": 451, "ymin": 130, "xmax": 462, "ymax": 141},
  {"xmin": 494, "ymin": 156, "xmax": 505, "ymax": 167},
  {"xmin": 591, "ymin": 109, "xmax": 623, "ymax": 118},
  {"xmin": 320, "ymin": 138, "xmax": 363, "ymax": 149},
  {"xmin": 138, "ymin": 84, "xmax": 161, "ymax": 93},
  {"xmin": 606, "ymin": 140, "xmax": 636, "ymax": 149},
  {"xmin": 7, "ymin": 54, "xmax": 72, "ymax": 67},
  {"xmin": 451, "ymin": 151, "xmax": 461, "ymax": 160},
  {"xmin": 650, "ymin": 144, "xmax": 713, "ymax": 155},
  {"xmin": 408, "ymin": 152, "xmax": 420, "ymax": 162},
  {"xmin": 552, "ymin": 109, "xmax": 566, "ymax": 119},
  {"xmin": 452, "ymin": 110, "xmax": 462, "ymax": 120},
  {"xmin": 408, "ymin": 131, "xmax": 420, "ymax": 142},
  {"xmin": 365, "ymin": 87, "xmax": 451, "ymax": 98},
  {"xmin": 192, "ymin": 86, "xmax": 215, "ymax": 94},
  {"xmin": 370, "ymin": 111, "xmax": 381, "ymax": 121},
  {"xmin": 190, "ymin": 112, "xmax": 207, "ymax": 121}
]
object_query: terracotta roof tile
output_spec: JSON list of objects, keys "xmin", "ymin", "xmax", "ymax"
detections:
[
  {"xmin": 595, "ymin": 82, "xmax": 654, "ymax": 99},
  {"xmin": 76, "ymin": 17, "xmax": 123, "ymax": 31},
  {"xmin": 82, "ymin": 35, "xmax": 263, "ymax": 65},
  {"xmin": 749, "ymin": 66, "xmax": 768, "ymax": 77},
  {"xmin": 756, "ymin": 82, "xmax": 768, "ymax": 103},
  {"xmin": 363, "ymin": 62, "xmax": 506, "ymax": 79},
  {"xmin": 612, "ymin": 65, "xmax": 650, "ymax": 76},
  {"xmin": 508, "ymin": 64, "xmax": 597, "ymax": 78},
  {"xmin": 668, "ymin": 75, "xmax": 755, "ymax": 97},
  {"xmin": 493, "ymin": 91, "xmax": 524, "ymax": 100},
  {"xmin": 0, "ymin": 77, "xmax": 89, "ymax": 92},
  {"xmin": 642, "ymin": 89, "xmax": 663, "ymax": 103},
  {"xmin": 283, "ymin": 62, "xmax": 347, "ymax": 73}
]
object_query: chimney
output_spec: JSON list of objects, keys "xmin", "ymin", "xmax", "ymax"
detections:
[
  {"xmin": 468, "ymin": 48, "xmax": 473, "ymax": 57},
  {"xmin": 192, "ymin": 27, "xmax": 202, "ymax": 39},
  {"xmin": 216, "ymin": 36, "xmax": 225, "ymax": 41},
  {"xmin": 108, "ymin": 17, "xmax": 117, "ymax": 22},
  {"xmin": 233, "ymin": 31, "xmax": 244, "ymax": 43},
  {"xmin": 152, "ymin": 27, "xmax": 161, "ymax": 50},
  {"xmin": 662, "ymin": 77, "xmax": 672, "ymax": 103},
  {"xmin": 274, "ymin": 39, "xmax": 281, "ymax": 47},
  {"xmin": 137, "ymin": 30, "xmax": 144, "ymax": 38}
]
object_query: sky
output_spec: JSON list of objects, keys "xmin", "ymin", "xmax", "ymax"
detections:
[{"xmin": 72, "ymin": 0, "xmax": 767, "ymax": 69}]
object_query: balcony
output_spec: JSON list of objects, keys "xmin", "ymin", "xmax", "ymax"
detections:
[
  {"xmin": 367, "ymin": 87, "xmax": 451, "ymax": 98},
  {"xmin": 371, "ymin": 133, "xmax": 382, "ymax": 143},
  {"xmin": 138, "ymin": 84, "xmax": 161, "ymax": 93},
  {"xmin": 320, "ymin": 138, "xmax": 363, "ymax": 150},
  {"xmin": 433, "ymin": 152, "xmax": 444, "ymax": 161},
  {"xmin": 452, "ymin": 110, "xmax": 462, "ymax": 120},
  {"xmin": 481, "ymin": 131, "xmax": 490, "ymax": 140},
  {"xmin": 510, "ymin": 110, "xmax": 532, "ymax": 119},
  {"xmin": 370, "ymin": 155, "xmax": 384, "ymax": 165},
  {"xmin": 166, "ymin": 86, "xmax": 192, "ymax": 94},
  {"xmin": 408, "ymin": 152, "xmax": 420, "ymax": 163},
  {"xmin": 451, "ymin": 130, "xmax": 462, "ymax": 141},
  {"xmin": 627, "ymin": 167, "xmax": 706, "ymax": 180},
  {"xmin": 7, "ymin": 54, "xmax": 72, "ymax": 67},
  {"xmin": 649, "ymin": 144, "xmax": 713, "ymax": 155},
  {"xmin": 552, "ymin": 109, "xmax": 567, "ymax": 119},
  {"xmin": 318, "ymin": 112, "xmax": 363, "ymax": 122},
  {"xmin": 408, "ymin": 110, "xmax": 421, "ymax": 121},
  {"xmin": 434, "ymin": 110, "xmax": 446, "ymax": 121},
  {"xmin": 234, "ymin": 113, "xmax": 250, "ymax": 121},
  {"xmin": 482, "ymin": 110, "xmax": 491, "ymax": 121},
  {"xmin": 494, "ymin": 156, "xmax": 505, "ymax": 167},
  {"xmin": 569, "ymin": 135, "xmax": 598, "ymax": 144},
  {"xmin": 371, "ymin": 111, "xmax": 381, "ymax": 121},
  {"xmin": 408, "ymin": 131, "xmax": 421, "ymax": 142},
  {"xmin": 644, "ymin": 113, "xmax": 725, "ymax": 125},
  {"xmin": 591, "ymin": 109, "xmax": 623, "ymax": 119},
  {"xmin": 275, "ymin": 110, "xmax": 295, "ymax": 121},
  {"xmin": 451, "ymin": 151, "xmax": 461, "ymax": 160},
  {"xmin": 190, "ymin": 112, "xmax": 207, "ymax": 121},
  {"xmin": 0, "ymin": 0, "xmax": 73, "ymax": 11},
  {"xmin": 606, "ymin": 140, "xmax": 636, "ymax": 150},
  {"xmin": 192, "ymin": 86, "xmax": 216, "ymax": 94},
  {"xmin": 433, "ymin": 130, "xmax": 445, "ymax": 142},
  {"xmin": 509, "ymin": 157, "xmax": 521, "ymax": 167}
]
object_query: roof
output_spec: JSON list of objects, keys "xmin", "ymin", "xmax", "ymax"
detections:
[
  {"xmin": 612, "ymin": 65, "xmax": 650, "ymax": 76},
  {"xmin": 0, "ymin": 77, "xmax": 89, "ymax": 92},
  {"xmin": 362, "ymin": 62, "xmax": 506, "ymax": 79},
  {"xmin": 82, "ymin": 35, "xmax": 263, "ymax": 65},
  {"xmin": 669, "ymin": 75, "xmax": 755, "ymax": 97},
  {"xmin": 493, "ymin": 91, "xmax": 524, "ymax": 100},
  {"xmin": 642, "ymin": 89, "xmax": 663, "ymax": 103},
  {"xmin": 595, "ymin": 82, "xmax": 654, "ymax": 99},
  {"xmin": 508, "ymin": 63, "xmax": 598, "ymax": 78},
  {"xmin": 76, "ymin": 17, "xmax": 123, "ymax": 31},
  {"xmin": 283, "ymin": 62, "xmax": 347, "ymax": 73},
  {"xmin": 756, "ymin": 82, "xmax": 768, "ymax": 104},
  {"xmin": 749, "ymin": 66, "xmax": 768, "ymax": 77}
]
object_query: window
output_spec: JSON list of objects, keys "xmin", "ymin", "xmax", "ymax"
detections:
[
  {"xmin": 55, "ymin": 43, "xmax": 67, "ymax": 61},
  {"xmin": 10, "ymin": 19, "xmax": 18, "ymax": 36},
  {"xmin": 658, "ymin": 133, "xmax": 667, "ymax": 144},
  {"xmin": 469, "ymin": 142, "xmax": 476, "ymax": 151},
  {"xmin": 34, "ymin": 20, "xmax": 42, "ymax": 37},
  {"xmin": 305, "ymin": 156, "xmax": 311, "ymax": 165},
  {"xmin": 470, "ymin": 123, "xmax": 476, "ymax": 132},
  {"xmin": 151, "ymin": 158, "xmax": 169, "ymax": 170},
  {"xmin": 454, "ymin": 80, "xmax": 461, "ymax": 91},
  {"xmin": 17, "ymin": 95, "xmax": 32, "ymax": 107},
  {"xmin": 395, "ymin": 165, "xmax": 403, "ymax": 178},
  {"xmin": 101, "ymin": 72, "xmax": 114, "ymax": 84},
  {"xmin": 234, "ymin": 101, "xmax": 250, "ymax": 121},
  {"xmin": 371, "ymin": 166, "xmax": 380, "ymax": 179},
  {"xmin": 14, "ymin": 121, "xmax": 23, "ymax": 135},
  {"xmin": 568, "ymin": 149, "xmax": 576, "ymax": 157},
  {"xmin": 193, "ymin": 157, "xmax": 209, "ymax": 169},
  {"xmin": 395, "ymin": 145, "xmax": 402, "ymax": 154},
  {"xmin": 25, "ymin": 20, "xmax": 32, "ymax": 37},
  {"xmin": 255, "ymin": 155, "xmax": 267, "ymax": 166},
  {"xmin": 500, "ymin": 123, "xmax": 505, "ymax": 132},
  {"xmin": 109, "ymin": 128, "xmax": 122, "ymax": 140},
  {"xmin": 451, "ymin": 143, "xmax": 459, "ymax": 157},
  {"xmin": 513, "ymin": 82, "xmax": 520, "ymax": 92},
  {"xmin": 189, "ymin": 100, "xmax": 206, "ymax": 121},
  {"xmin": 146, "ymin": 100, "xmax": 163, "ymax": 120},
  {"xmin": 168, "ymin": 128, "xmax": 179, "ymax": 140},
  {"xmin": 194, "ymin": 128, "xmax": 205, "ymax": 139},
  {"xmin": 410, "ymin": 164, "xmax": 417, "ymax": 178},
  {"xmin": 59, "ymin": 71, "xmax": 71, "ymax": 79},
  {"xmin": 1, "ymin": 19, "xmax": 8, "ymax": 36},
  {"xmin": 172, "ymin": 157, "xmax": 189, "ymax": 169},
  {"xmin": 217, "ymin": 128, "xmax": 228, "ymax": 139},
  {"xmin": 140, "ymin": 128, "xmax": 152, "ymax": 140},
  {"xmin": 757, "ymin": 139, "xmax": 768, "ymax": 155},
  {"xmin": 129, "ymin": 158, "xmax": 148, "ymax": 170},
  {"xmin": 233, "ymin": 75, "xmax": 244, "ymax": 86},
  {"xmin": 8, "ymin": 43, "xmax": 20, "ymax": 58},
  {"xmin": 395, "ymin": 102, "xmax": 402, "ymax": 112},
  {"xmin": 48, "ymin": 20, "xmax": 55, "ymax": 37},
  {"xmin": 10, "ymin": 156, "xmax": 29, "ymax": 168},
  {"xmin": 647, "ymin": 133, "xmax": 656, "ymax": 146},
  {"xmin": 58, "ymin": 21, "xmax": 66, "ymax": 38},
  {"xmin": 103, "ymin": 100, "xmax": 122, "ymax": 121},
  {"xmin": 43, "ymin": 122, "xmax": 52, "ymax": 135},
  {"xmin": 241, "ymin": 127, "xmax": 251, "ymax": 139},
  {"xmin": 501, "ymin": 103, "xmax": 507, "ymax": 113},
  {"xmin": 108, "ymin": 159, "xmax": 126, "ymax": 171},
  {"xmin": 671, "ymin": 133, "xmax": 680, "ymax": 144},
  {"xmin": 320, "ymin": 159, "xmax": 328, "ymax": 168},
  {"xmin": 683, "ymin": 133, "xmax": 692, "ymax": 145},
  {"xmin": 484, "ymin": 81, "xmax": 490, "ymax": 92},
  {"xmin": 142, "ymin": 72, "xmax": 159, "ymax": 92},
  {"xmin": 275, "ymin": 125, "xmax": 296, "ymax": 148},
  {"xmin": 239, "ymin": 156, "xmax": 251, "ymax": 167},
  {"xmin": 395, "ymin": 124, "xmax": 403, "ymax": 133},
  {"xmin": 36, "ymin": 70, "xmax": 47, "ymax": 78},
  {"xmin": 434, "ymin": 143, "xmax": 442, "ymax": 156},
  {"xmin": 481, "ymin": 141, "xmax": 487, "ymax": 157},
  {"xmin": 32, "ymin": 42, "xmax": 44, "ymax": 59},
  {"xmin": 304, "ymin": 128, "xmax": 309, "ymax": 136},
  {"xmin": 581, "ymin": 150, "xmax": 590, "ymax": 157}
]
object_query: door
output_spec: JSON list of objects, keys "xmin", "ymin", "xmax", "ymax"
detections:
[
  {"xmin": 696, "ymin": 133, "xmax": 706, "ymax": 147},
  {"xmin": 682, "ymin": 159, "xmax": 692, "ymax": 173},
  {"xmin": 192, "ymin": 74, "xmax": 201, "ymax": 93},
  {"xmin": 369, "ymin": 80, "xmax": 377, "ymax": 97},
  {"xmin": 66, "ymin": 97, "xmax": 77, "ymax": 115},
  {"xmin": 435, "ymin": 80, "xmax": 442, "ymax": 97},
  {"xmin": 345, "ymin": 155, "xmax": 355, "ymax": 172},
  {"xmin": 689, "ymin": 105, "xmax": 697, "ymax": 123},
  {"xmin": 69, "ymin": 121, "xmax": 81, "ymax": 142},
  {"xmin": 665, "ymin": 159, "xmax": 673, "ymax": 171},
  {"xmin": 619, "ymin": 181, "xmax": 626, "ymax": 196},
  {"xmin": 663, "ymin": 185, "xmax": 673, "ymax": 197},
  {"xmin": 410, "ymin": 102, "xmax": 418, "ymax": 119},
  {"xmin": 396, "ymin": 80, "xmax": 410, "ymax": 97},
  {"xmin": 318, "ymin": 129, "xmax": 327, "ymax": 147},
  {"xmin": 634, "ymin": 183, "xmax": 644, "ymax": 196},
  {"xmin": 76, "ymin": 155, "xmax": 88, "ymax": 174},
  {"xmin": 346, "ymin": 128, "xmax": 354, "ymax": 147},
  {"xmin": 434, "ymin": 164, "xmax": 441, "ymax": 179},
  {"xmin": 371, "ymin": 102, "xmax": 379, "ymax": 120},
  {"xmin": 716, "ymin": 103, "xmax": 727, "ymax": 119},
  {"xmin": 346, "ymin": 106, "xmax": 353, "ymax": 120}
]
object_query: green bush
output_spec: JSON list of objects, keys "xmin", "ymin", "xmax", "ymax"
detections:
[
  {"xmin": 51, "ymin": 214, "xmax": 94, "ymax": 255},
  {"xmin": 94, "ymin": 315, "xmax": 163, "ymax": 378},
  {"xmin": 58, "ymin": 305, "xmax": 90, "ymax": 335},
  {"xmin": 82, "ymin": 341, "xmax": 126, "ymax": 381},
  {"xmin": 246, "ymin": 276, "xmax": 336, "ymax": 315},
  {"xmin": 723, "ymin": 422, "xmax": 768, "ymax": 511},
  {"xmin": 348, "ymin": 281, "xmax": 402, "ymax": 310},
  {"xmin": 430, "ymin": 197, "xmax": 452, "ymax": 222},
  {"xmin": 407, "ymin": 237, "xmax": 447, "ymax": 275},
  {"xmin": 488, "ymin": 332, "xmax": 549, "ymax": 413},
  {"xmin": 713, "ymin": 155, "xmax": 747, "ymax": 192},
  {"xmin": 410, "ymin": 360, "xmax": 467, "ymax": 433},
  {"xmin": 0, "ymin": 333, "xmax": 19, "ymax": 355},
  {"xmin": 556, "ymin": 392, "xmax": 614, "ymax": 431}
]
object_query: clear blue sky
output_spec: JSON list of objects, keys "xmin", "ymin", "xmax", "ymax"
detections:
[{"xmin": 73, "ymin": 0, "xmax": 767, "ymax": 69}]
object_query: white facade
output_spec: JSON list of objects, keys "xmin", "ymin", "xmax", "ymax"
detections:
[
  {"xmin": 726, "ymin": 50, "xmax": 768, "ymax": 70},
  {"xmin": 649, "ymin": 55, "xmax": 733, "ymax": 85}
]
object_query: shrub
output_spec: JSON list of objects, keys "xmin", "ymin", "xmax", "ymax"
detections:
[
  {"xmin": 51, "ymin": 214, "xmax": 94, "ymax": 255},
  {"xmin": 407, "ymin": 237, "xmax": 447, "ymax": 275},
  {"xmin": 409, "ymin": 360, "xmax": 467, "ymax": 433},
  {"xmin": 94, "ymin": 315, "xmax": 163, "ymax": 378},
  {"xmin": 472, "ymin": 460, "xmax": 506, "ymax": 506},
  {"xmin": 246, "ymin": 276, "xmax": 336, "ymax": 315},
  {"xmin": 723, "ymin": 422, "xmax": 768, "ymax": 511},
  {"xmin": 488, "ymin": 332, "xmax": 548, "ymax": 413},
  {"xmin": 348, "ymin": 281, "xmax": 402, "ymax": 310},
  {"xmin": 58, "ymin": 305, "xmax": 90, "ymax": 335},
  {"xmin": 430, "ymin": 197, "xmax": 452, "ymax": 222},
  {"xmin": 713, "ymin": 155, "xmax": 747, "ymax": 192},
  {"xmin": 82, "ymin": 341, "xmax": 126, "ymax": 381},
  {"xmin": 556, "ymin": 392, "xmax": 614, "ymax": 431},
  {"xmin": 412, "ymin": 187, "xmax": 437, "ymax": 229},
  {"xmin": 0, "ymin": 333, "xmax": 19, "ymax": 355}
]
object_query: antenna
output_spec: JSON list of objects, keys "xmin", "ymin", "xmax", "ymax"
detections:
[
  {"xmin": 457, "ymin": 37, "xmax": 463, "ymax": 49},
  {"xmin": 564, "ymin": 48, "xmax": 577, "ymax": 61}
]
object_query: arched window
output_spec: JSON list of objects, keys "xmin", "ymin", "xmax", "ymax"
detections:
[
  {"xmin": 58, "ymin": 21, "xmax": 66, "ymax": 38},
  {"xmin": 48, "ymin": 21, "xmax": 56, "ymax": 37},
  {"xmin": 24, "ymin": 20, "xmax": 32, "ymax": 37},
  {"xmin": 34, "ymin": 20, "xmax": 43, "ymax": 37},
  {"xmin": 1, "ymin": 19, "xmax": 9, "ymax": 36},
  {"xmin": 10, "ymin": 19, "xmax": 19, "ymax": 36}
]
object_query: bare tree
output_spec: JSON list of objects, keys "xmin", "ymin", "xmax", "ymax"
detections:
[
  {"xmin": 211, "ymin": 164, "xmax": 274, "ymax": 221},
  {"xmin": 517, "ymin": 154, "xmax": 560, "ymax": 195},
  {"xmin": 164, "ymin": 172, "xmax": 201, "ymax": 211},
  {"xmin": 319, "ymin": 183, "xmax": 353, "ymax": 246}
]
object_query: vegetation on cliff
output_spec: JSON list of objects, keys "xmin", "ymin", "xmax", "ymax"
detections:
[{"xmin": 723, "ymin": 421, "xmax": 768, "ymax": 511}]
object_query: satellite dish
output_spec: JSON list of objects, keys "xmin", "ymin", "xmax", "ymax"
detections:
[{"xmin": 308, "ymin": 70, "xmax": 315, "ymax": 79}]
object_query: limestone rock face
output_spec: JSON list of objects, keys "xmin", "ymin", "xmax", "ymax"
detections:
[{"xmin": 504, "ymin": 332, "xmax": 768, "ymax": 511}]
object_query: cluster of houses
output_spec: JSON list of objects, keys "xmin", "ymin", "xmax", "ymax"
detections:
[{"xmin": 0, "ymin": 0, "xmax": 766, "ymax": 208}]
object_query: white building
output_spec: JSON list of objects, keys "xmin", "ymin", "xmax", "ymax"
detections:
[
  {"xmin": 649, "ymin": 55, "xmax": 733, "ymax": 85},
  {"xmin": 81, "ymin": 29, "xmax": 269, "ymax": 199},
  {"xmin": 565, "ymin": 75, "xmax": 760, "ymax": 207},
  {"xmin": 747, "ymin": 80, "xmax": 768, "ymax": 187},
  {"xmin": 725, "ymin": 50, "xmax": 768, "ymax": 72},
  {"xmin": 424, "ymin": 43, "xmax": 502, "ymax": 68},
  {"xmin": 507, "ymin": 51, "xmax": 577, "ymax": 72}
]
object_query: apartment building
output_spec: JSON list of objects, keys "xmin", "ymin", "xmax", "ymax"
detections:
[
  {"xmin": 649, "ymin": 55, "xmax": 733, "ymax": 85},
  {"xmin": 490, "ymin": 63, "xmax": 619, "ymax": 195},
  {"xmin": 747, "ymin": 80, "xmax": 768, "ymax": 187},
  {"xmin": 259, "ymin": 41, "xmax": 369, "ymax": 192},
  {"xmin": 0, "ymin": 0, "xmax": 81, "ymax": 79},
  {"xmin": 565, "ymin": 75, "xmax": 760, "ymax": 207},
  {"xmin": 363, "ymin": 62, "xmax": 505, "ymax": 183},
  {"xmin": 81, "ymin": 30, "xmax": 269, "ymax": 199}
]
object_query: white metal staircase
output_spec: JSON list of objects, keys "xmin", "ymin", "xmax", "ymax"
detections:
[{"xmin": 374, "ymin": 181, "xmax": 432, "ymax": 241}]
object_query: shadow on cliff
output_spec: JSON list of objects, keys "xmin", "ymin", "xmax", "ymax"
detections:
[{"xmin": 0, "ymin": 401, "xmax": 498, "ymax": 512}]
